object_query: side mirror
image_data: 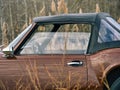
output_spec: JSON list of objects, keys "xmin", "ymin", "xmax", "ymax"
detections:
[{"xmin": 2, "ymin": 47, "xmax": 14, "ymax": 58}]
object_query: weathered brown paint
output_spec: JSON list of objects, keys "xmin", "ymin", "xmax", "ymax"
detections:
[
  {"xmin": 0, "ymin": 54, "xmax": 87, "ymax": 89},
  {"xmin": 88, "ymin": 48, "xmax": 120, "ymax": 89},
  {"xmin": 0, "ymin": 48, "xmax": 120, "ymax": 89}
]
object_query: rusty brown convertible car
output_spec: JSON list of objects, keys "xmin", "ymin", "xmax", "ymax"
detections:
[{"xmin": 0, "ymin": 12, "xmax": 120, "ymax": 90}]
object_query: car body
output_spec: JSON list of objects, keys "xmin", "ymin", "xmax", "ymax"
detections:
[{"xmin": 0, "ymin": 12, "xmax": 120, "ymax": 90}]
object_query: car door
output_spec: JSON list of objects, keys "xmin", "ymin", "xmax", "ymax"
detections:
[
  {"xmin": 15, "ymin": 54, "xmax": 87, "ymax": 89},
  {"xmin": 0, "ymin": 23, "xmax": 90, "ymax": 89}
]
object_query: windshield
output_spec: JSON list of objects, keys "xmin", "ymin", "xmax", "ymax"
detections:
[
  {"xmin": 98, "ymin": 19, "xmax": 120, "ymax": 43},
  {"xmin": 106, "ymin": 17, "xmax": 120, "ymax": 31}
]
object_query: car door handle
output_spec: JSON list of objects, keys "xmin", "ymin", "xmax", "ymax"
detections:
[{"xmin": 67, "ymin": 60, "xmax": 83, "ymax": 67}]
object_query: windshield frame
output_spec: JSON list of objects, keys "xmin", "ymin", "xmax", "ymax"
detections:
[{"xmin": 2, "ymin": 23, "xmax": 34, "ymax": 53}]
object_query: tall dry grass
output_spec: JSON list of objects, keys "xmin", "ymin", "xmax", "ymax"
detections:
[
  {"xmin": 0, "ymin": 56, "xmax": 110, "ymax": 90},
  {"xmin": 96, "ymin": 3, "xmax": 101, "ymax": 13},
  {"xmin": 2, "ymin": 22, "xmax": 9, "ymax": 47},
  {"xmin": 100, "ymin": 64, "xmax": 110, "ymax": 90},
  {"xmin": 51, "ymin": 0, "xmax": 57, "ymax": 14},
  {"xmin": 26, "ymin": 62, "xmax": 41, "ymax": 90},
  {"xmin": 118, "ymin": 18, "xmax": 120, "ymax": 23}
]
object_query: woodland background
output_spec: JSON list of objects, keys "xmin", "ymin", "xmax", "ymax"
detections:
[{"xmin": 0, "ymin": 0, "xmax": 120, "ymax": 47}]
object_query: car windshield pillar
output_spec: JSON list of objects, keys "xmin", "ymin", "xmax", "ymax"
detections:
[{"xmin": 2, "ymin": 24, "xmax": 34, "ymax": 55}]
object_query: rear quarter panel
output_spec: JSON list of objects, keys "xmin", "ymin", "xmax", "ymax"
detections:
[{"xmin": 87, "ymin": 48, "xmax": 120, "ymax": 89}]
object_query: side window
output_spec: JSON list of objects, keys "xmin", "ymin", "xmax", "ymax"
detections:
[
  {"xmin": 46, "ymin": 24, "xmax": 91, "ymax": 54},
  {"xmin": 20, "ymin": 24, "xmax": 91, "ymax": 54},
  {"xmin": 20, "ymin": 24, "xmax": 54, "ymax": 54},
  {"xmin": 98, "ymin": 20, "xmax": 120, "ymax": 43}
]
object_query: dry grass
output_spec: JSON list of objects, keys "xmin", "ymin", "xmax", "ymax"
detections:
[
  {"xmin": 24, "ymin": 60, "xmax": 72, "ymax": 90},
  {"xmin": 0, "ymin": 80, "xmax": 7, "ymax": 90},
  {"xmin": 2, "ymin": 22, "xmax": 9, "ymax": 47},
  {"xmin": 100, "ymin": 63, "xmax": 110, "ymax": 90},
  {"xmin": 96, "ymin": 3, "xmax": 100, "ymax": 13},
  {"xmin": 0, "ymin": 57, "xmax": 82, "ymax": 90},
  {"xmin": 118, "ymin": 18, "xmax": 120, "ymax": 23},
  {"xmin": 102, "ymin": 76, "xmax": 110, "ymax": 90},
  {"xmin": 26, "ymin": 62, "xmax": 41, "ymax": 90},
  {"xmin": 51, "ymin": 0, "xmax": 57, "ymax": 14},
  {"xmin": 0, "ymin": 60, "xmax": 110, "ymax": 90}
]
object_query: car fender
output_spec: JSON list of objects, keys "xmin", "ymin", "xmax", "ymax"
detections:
[{"xmin": 102, "ymin": 63, "xmax": 120, "ymax": 80}]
